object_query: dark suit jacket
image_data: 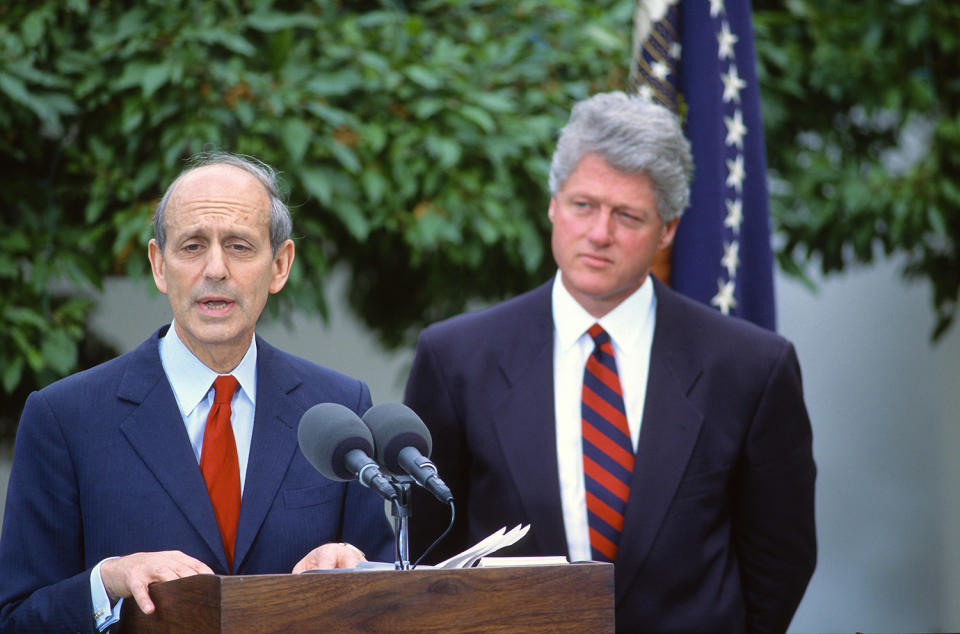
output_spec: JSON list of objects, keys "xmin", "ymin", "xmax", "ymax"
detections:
[
  {"xmin": 0, "ymin": 326, "xmax": 393, "ymax": 633},
  {"xmin": 405, "ymin": 278, "xmax": 816, "ymax": 633}
]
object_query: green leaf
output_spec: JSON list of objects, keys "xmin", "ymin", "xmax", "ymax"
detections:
[
  {"xmin": 328, "ymin": 142, "xmax": 361, "ymax": 174},
  {"xmin": 9, "ymin": 328, "xmax": 44, "ymax": 372},
  {"xmin": 246, "ymin": 11, "xmax": 321, "ymax": 32},
  {"xmin": 41, "ymin": 330, "xmax": 78, "ymax": 376},
  {"xmin": 5, "ymin": 306, "xmax": 47, "ymax": 329},
  {"xmin": 360, "ymin": 168, "xmax": 389, "ymax": 206},
  {"xmin": 300, "ymin": 167, "xmax": 335, "ymax": 207},
  {"xmin": 21, "ymin": 9, "xmax": 49, "ymax": 46},
  {"xmin": 281, "ymin": 119, "xmax": 313, "ymax": 163},
  {"xmin": 139, "ymin": 64, "xmax": 170, "ymax": 98},
  {"xmin": 405, "ymin": 66, "xmax": 442, "ymax": 90},
  {"xmin": 458, "ymin": 105, "xmax": 496, "ymax": 133},
  {"xmin": 180, "ymin": 27, "xmax": 256, "ymax": 57},
  {"xmin": 2, "ymin": 356, "xmax": 24, "ymax": 394},
  {"xmin": 425, "ymin": 135, "xmax": 461, "ymax": 168},
  {"xmin": 331, "ymin": 200, "xmax": 371, "ymax": 241},
  {"xmin": 305, "ymin": 71, "xmax": 364, "ymax": 97}
]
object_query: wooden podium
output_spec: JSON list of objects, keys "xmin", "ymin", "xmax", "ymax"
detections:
[{"xmin": 119, "ymin": 563, "xmax": 614, "ymax": 633}]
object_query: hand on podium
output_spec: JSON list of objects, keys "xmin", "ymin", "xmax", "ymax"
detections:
[
  {"xmin": 101, "ymin": 550, "xmax": 214, "ymax": 615},
  {"xmin": 292, "ymin": 542, "xmax": 367, "ymax": 573}
]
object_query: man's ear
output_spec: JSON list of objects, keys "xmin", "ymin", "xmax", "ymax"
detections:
[
  {"xmin": 659, "ymin": 217, "xmax": 681, "ymax": 250},
  {"xmin": 268, "ymin": 239, "xmax": 295, "ymax": 294},
  {"xmin": 148, "ymin": 239, "xmax": 168, "ymax": 295}
]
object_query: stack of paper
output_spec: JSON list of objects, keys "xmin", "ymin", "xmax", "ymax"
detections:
[{"xmin": 434, "ymin": 524, "xmax": 531, "ymax": 569}]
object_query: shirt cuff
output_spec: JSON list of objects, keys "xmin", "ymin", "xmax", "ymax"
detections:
[{"xmin": 91, "ymin": 558, "xmax": 124, "ymax": 631}]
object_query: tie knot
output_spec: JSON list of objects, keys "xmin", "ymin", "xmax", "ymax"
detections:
[
  {"xmin": 212, "ymin": 375, "xmax": 239, "ymax": 405},
  {"xmin": 587, "ymin": 323, "xmax": 610, "ymax": 347}
]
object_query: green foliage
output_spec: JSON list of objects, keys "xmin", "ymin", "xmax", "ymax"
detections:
[
  {"xmin": 0, "ymin": 0, "xmax": 633, "ymax": 436},
  {"xmin": 754, "ymin": 0, "xmax": 960, "ymax": 339},
  {"xmin": 4, "ymin": 0, "xmax": 957, "ymax": 443}
]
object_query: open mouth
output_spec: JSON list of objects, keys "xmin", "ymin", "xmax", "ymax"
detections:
[{"xmin": 198, "ymin": 297, "xmax": 236, "ymax": 313}]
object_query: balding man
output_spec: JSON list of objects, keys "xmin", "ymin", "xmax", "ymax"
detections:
[{"xmin": 0, "ymin": 153, "xmax": 393, "ymax": 632}]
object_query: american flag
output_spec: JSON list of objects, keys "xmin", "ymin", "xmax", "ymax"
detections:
[{"xmin": 631, "ymin": 0, "xmax": 776, "ymax": 330}]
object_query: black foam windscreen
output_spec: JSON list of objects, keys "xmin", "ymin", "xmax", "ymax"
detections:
[
  {"xmin": 361, "ymin": 402, "xmax": 432, "ymax": 476},
  {"xmin": 298, "ymin": 402, "xmax": 375, "ymax": 481}
]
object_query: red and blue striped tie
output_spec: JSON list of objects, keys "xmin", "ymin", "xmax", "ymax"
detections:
[{"xmin": 582, "ymin": 323, "xmax": 634, "ymax": 562}]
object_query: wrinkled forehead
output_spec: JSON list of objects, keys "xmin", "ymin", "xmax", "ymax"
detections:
[{"xmin": 166, "ymin": 164, "xmax": 271, "ymax": 226}]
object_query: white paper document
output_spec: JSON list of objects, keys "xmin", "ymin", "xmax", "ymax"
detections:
[{"xmin": 434, "ymin": 524, "xmax": 534, "ymax": 569}]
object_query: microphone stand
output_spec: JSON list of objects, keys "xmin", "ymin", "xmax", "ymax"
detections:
[{"xmin": 389, "ymin": 475, "xmax": 414, "ymax": 570}]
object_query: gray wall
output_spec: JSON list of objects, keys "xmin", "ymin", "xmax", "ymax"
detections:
[
  {"xmin": 779, "ymin": 257, "xmax": 960, "ymax": 632},
  {"xmin": 2, "ymin": 258, "xmax": 958, "ymax": 632}
]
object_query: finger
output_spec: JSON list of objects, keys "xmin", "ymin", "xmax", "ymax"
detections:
[
  {"xmin": 292, "ymin": 545, "xmax": 337, "ymax": 573},
  {"xmin": 291, "ymin": 558, "xmax": 310, "ymax": 575},
  {"xmin": 336, "ymin": 543, "xmax": 367, "ymax": 568},
  {"xmin": 168, "ymin": 555, "xmax": 214, "ymax": 577},
  {"xmin": 129, "ymin": 580, "xmax": 156, "ymax": 615}
]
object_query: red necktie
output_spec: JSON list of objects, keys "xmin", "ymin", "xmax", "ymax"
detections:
[
  {"xmin": 200, "ymin": 375, "xmax": 241, "ymax": 571},
  {"xmin": 582, "ymin": 324, "xmax": 634, "ymax": 562}
]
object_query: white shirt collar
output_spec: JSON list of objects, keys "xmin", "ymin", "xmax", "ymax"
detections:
[
  {"xmin": 551, "ymin": 270, "xmax": 656, "ymax": 352},
  {"xmin": 159, "ymin": 322, "xmax": 258, "ymax": 417}
]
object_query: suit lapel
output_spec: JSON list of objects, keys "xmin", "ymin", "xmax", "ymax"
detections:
[
  {"xmin": 118, "ymin": 329, "xmax": 227, "ymax": 570},
  {"xmin": 615, "ymin": 280, "xmax": 704, "ymax": 604},
  {"xmin": 490, "ymin": 283, "xmax": 568, "ymax": 555},
  {"xmin": 232, "ymin": 337, "xmax": 303, "ymax": 570}
]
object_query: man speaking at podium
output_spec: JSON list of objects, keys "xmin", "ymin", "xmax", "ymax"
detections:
[
  {"xmin": 405, "ymin": 93, "xmax": 816, "ymax": 633},
  {"xmin": 0, "ymin": 153, "xmax": 393, "ymax": 632}
]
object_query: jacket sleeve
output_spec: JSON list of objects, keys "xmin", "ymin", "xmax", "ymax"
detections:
[
  {"xmin": 0, "ymin": 391, "xmax": 98, "ymax": 633},
  {"xmin": 734, "ymin": 342, "xmax": 817, "ymax": 634}
]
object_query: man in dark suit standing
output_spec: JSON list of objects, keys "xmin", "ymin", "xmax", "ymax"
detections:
[
  {"xmin": 405, "ymin": 92, "xmax": 816, "ymax": 633},
  {"xmin": 0, "ymin": 153, "xmax": 393, "ymax": 632}
]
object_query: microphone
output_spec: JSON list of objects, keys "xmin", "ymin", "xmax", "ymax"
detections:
[
  {"xmin": 361, "ymin": 402, "xmax": 454, "ymax": 504},
  {"xmin": 298, "ymin": 402, "xmax": 398, "ymax": 501}
]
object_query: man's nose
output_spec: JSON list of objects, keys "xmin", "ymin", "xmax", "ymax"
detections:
[
  {"xmin": 203, "ymin": 246, "xmax": 229, "ymax": 279},
  {"xmin": 586, "ymin": 208, "xmax": 615, "ymax": 244}
]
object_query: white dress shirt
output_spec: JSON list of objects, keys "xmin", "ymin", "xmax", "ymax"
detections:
[{"xmin": 552, "ymin": 270, "xmax": 657, "ymax": 562}]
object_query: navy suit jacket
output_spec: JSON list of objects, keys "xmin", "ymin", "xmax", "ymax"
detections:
[
  {"xmin": 405, "ymin": 278, "xmax": 816, "ymax": 633},
  {"xmin": 0, "ymin": 326, "xmax": 393, "ymax": 633}
]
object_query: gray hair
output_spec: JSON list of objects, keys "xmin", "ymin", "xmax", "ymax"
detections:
[
  {"xmin": 153, "ymin": 152, "xmax": 292, "ymax": 255},
  {"xmin": 548, "ymin": 91, "xmax": 693, "ymax": 222}
]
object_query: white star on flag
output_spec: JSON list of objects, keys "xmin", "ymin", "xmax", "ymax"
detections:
[
  {"xmin": 717, "ymin": 21, "xmax": 738, "ymax": 60},
  {"xmin": 651, "ymin": 59, "xmax": 672, "ymax": 81},
  {"xmin": 725, "ymin": 154, "xmax": 745, "ymax": 192},
  {"xmin": 637, "ymin": 84, "xmax": 654, "ymax": 101},
  {"xmin": 670, "ymin": 41, "xmax": 682, "ymax": 59},
  {"xmin": 711, "ymin": 279, "xmax": 738, "ymax": 315},
  {"xmin": 724, "ymin": 198, "xmax": 744, "ymax": 234},
  {"xmin": 709, "ymin": 0, "xmax": 725, "ymax": 18},
  {"xmin": 721, "ymin": 241, "xmax": 740, "ymax": 278},
  {"xmin": 724, "ymin": 109, "xmax": 747, "ymax": 149},
  {"xmin": 721, "ymin": 65, "xmax": 746, "ymax": 103}
]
